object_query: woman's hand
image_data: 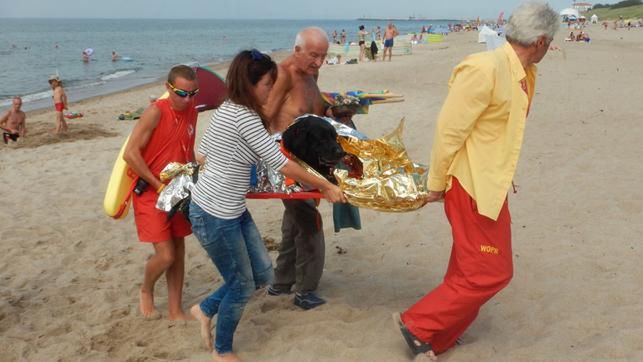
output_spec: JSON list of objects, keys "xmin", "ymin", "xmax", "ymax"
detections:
[{"xmin": 320, "ymin": 183, "xmax": 347, "ymax": 203}]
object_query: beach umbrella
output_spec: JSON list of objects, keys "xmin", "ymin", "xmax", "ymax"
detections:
[
  {"xmin": 158, "ymin": 66, "xmax": 227, "ymax": 112},
  {"xmin": 193, "ymin": 67, "xmax": 227, "ymax": 112}
]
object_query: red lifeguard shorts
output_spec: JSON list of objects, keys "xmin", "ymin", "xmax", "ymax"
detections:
[{"xmin": 132, "ymin": 191, "xmax": 191, "ymax": 243}]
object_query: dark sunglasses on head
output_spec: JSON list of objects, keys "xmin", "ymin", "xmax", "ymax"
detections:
[
  {"xmin": 250, "ymin": 48, "xmax": 265, "ymax": 61},
  {"xmin": 167, "ymin": 82, "xmax": 199, "ymax": 98}
]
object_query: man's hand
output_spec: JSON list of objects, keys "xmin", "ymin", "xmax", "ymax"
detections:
[
  {"xmin": 425, "ymin": 190, "xmax": 445, "ymax": 203},
  {"xmin": 328, "ymin": 106, "xmax": 355, "ymax": 126}
]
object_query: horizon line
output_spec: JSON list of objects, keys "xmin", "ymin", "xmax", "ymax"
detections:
[{"xmin": 0, "ymin": 16, "xmax": 466, "ymax": 21}]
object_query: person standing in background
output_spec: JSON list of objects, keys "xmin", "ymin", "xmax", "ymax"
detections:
[
  {"xmin": 48, "ymin": 75, "xmax": 68, "ymax": 133},
  {"xmin": 357, "ymin": 25, "xmax": 368, "ymax": 62},
  {"xmin": 382, "ymin": 22, "xmax": 399, "ymax": 61}
]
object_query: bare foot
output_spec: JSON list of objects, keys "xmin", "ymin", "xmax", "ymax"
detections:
[
  {"xmin": 413, "ymin": 352, "xmax": 438, "ymax": 361},
  {"xmin": 191, "ymin": 304, "xmax": 212, "ymax": 350},
  {"xmin": 139, "ymin": 289, "xmax": 160, "ymax": 319},
  {"xmin": 212, "ymin": 351, "xmax": 240, "ymax": 362},
  {"xmin": 168, "ymin": 310, "xmax": 194, "ymax": 321}
]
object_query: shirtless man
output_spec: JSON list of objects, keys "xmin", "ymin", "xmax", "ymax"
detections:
[
  {"xmin": 264, "ymin": 27, "xmax": 327, "ymax": 134},
  {"xmin": 263, "ymin": 27, "xmax": 331, "ymax": 310},
  {"xmin": 48, "ymin": 75, "xmax": 68, "ymax": 133},
  {"xmin": 382, "ymin": 22, "xmax": 400, "ymax": 61},
  {"xmin": 1, "ymin": 96, "xmax": 26, "ymax": 144}
]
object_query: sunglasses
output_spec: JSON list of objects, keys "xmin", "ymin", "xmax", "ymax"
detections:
[
  {"xmin": 250, "ymin": 48, "xmax": 265, "ymax": 61},
  {"xmin": 167, "ymin": 82, "xmax": 199, "ymax": 98}
]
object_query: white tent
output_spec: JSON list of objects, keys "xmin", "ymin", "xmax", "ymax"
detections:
[
  {"xmin": 560, "ymin": 8, "xmax": 580, "ymax": 18},
  {"xmin": 478, "ymin": 25, "xmax": 498, "ymax": 43},
  {"xmin": 591, "ymin": 14, "xmax": 599, "ymax": 23}
]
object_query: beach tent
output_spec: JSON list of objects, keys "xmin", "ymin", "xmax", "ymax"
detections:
[
  {"xmin": 591, "ymin": 14, "xmax": 599, "ymax": 23},
  {"xmin": 478, "ymin": 25, "xmax": 498, "ymax": 43},
  {"xmin": 560, "ymin": 8, "xmax": 580, "ymax": 19}
]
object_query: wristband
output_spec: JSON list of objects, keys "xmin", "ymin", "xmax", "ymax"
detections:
[{"xmin": 156, "ymin": 184, "xmax": 166, "ymax": 194}]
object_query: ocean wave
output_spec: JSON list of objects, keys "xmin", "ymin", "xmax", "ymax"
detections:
[
  {"xmin": 71, "ymin": 80, "xmax": 107, "ymax": 89},
  {"xmin": 100, "ymin": 69, "xmax": 136, "ymax": 81},
  {"xmin": 0, "ymin": 90, "xmax": 52, "ymax": 108}
]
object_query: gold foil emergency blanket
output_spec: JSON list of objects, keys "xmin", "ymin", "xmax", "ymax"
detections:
[
  {"xmin": 156, "ymin": 162, "xmax": 198, "ymax": 212},
  {"xmin": 335, "ymin": 119, "xmax": 429, "ymax": 212}
]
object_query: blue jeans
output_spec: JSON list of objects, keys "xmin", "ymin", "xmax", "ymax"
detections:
[{"xmin": 189, "ymin": 201, "xmax": 273, "ymax": 354}]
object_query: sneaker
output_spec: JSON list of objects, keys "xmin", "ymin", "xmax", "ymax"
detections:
[
  {"xmin": 294, "ymin": 292, "xmax": 326, "ymax": 310},
  {"xmin": 267, "ymin": 285, "xmax": 292, "ymax": 296}
]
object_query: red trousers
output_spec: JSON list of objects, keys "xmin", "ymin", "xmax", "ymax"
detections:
[{"xmin": 401, "ymin": 178, "xmax": 513, "ymax": 354}]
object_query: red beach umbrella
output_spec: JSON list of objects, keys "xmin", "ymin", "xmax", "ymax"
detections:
[{"xmin": 193, "ymin": 66, "xmax": 227, "ymax": 112}]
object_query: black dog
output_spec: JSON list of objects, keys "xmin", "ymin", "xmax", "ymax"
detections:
[{"xmin": 282, "ymin": 115, "xmax": 345, "ymax": 183}]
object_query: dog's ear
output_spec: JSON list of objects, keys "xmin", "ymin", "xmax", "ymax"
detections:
[{"xmin": 282, "ymin": 121, "xmax": 307, "ymax": 159}]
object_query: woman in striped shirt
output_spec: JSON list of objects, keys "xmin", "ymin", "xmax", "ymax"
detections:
[{"xmin": 189, "ymin": 49, "xmax": 345, "ymax": 362}]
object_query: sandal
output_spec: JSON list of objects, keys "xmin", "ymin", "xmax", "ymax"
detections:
[{"xmin": 392, "ymin": 312, "xmax": 434, "ymax": 355}]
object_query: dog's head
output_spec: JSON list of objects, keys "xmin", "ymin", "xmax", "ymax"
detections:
[{"xmin": 282, "ymin": 115, "xmax": 345, "ymax": 183}]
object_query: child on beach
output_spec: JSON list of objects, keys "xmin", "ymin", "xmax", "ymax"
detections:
[
  {"xmin": 123, "ymin": 65, "xmax": 199, "ymax": 321},
  {"xmin": 48, "ymin": 75, "xmax": 68, "ymax": 133},
  {"xmin": 188, "ymin": 49, "xmax": 344, "ymax": 362}
]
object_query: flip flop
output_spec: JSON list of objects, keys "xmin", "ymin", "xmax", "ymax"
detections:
[{"xmin": 392, "ymin": 312, "xmax": 434, "ymax": 355}]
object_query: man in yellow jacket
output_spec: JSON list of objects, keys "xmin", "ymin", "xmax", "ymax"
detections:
[{"xmin": 394, "ymin": 2, "xmax": 560, "ymax": 359}]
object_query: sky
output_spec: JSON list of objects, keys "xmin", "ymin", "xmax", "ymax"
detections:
[{"xmin": 0, "ymin": 0, "xmax": 587, "ymax": 20}]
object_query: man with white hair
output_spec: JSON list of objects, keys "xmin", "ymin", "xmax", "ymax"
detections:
[
  {"xmin": 265, "ymin": 27, "xmax": 328, "ymax": 134},
  {"xmin": 264, "ymin": 27, "xmax": 331, "ymax": 310},
  {"xmin": 393, "ymin": 2, "xmax": 559, "ymax": 359},
  {"xmin": 1, "ymin": 96, "xmax": 27, "ymax": 144}
]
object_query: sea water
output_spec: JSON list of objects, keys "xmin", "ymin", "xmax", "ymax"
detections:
[{"xmin": 0, "ymin": 18, "xmax": 456, "ymax": 111}]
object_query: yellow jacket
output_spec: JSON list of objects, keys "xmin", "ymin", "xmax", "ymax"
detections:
[{"xmin": 428, "ymin": 42, "xmax": 536, "ymax": 220}]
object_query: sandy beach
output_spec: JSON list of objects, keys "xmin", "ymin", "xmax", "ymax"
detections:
[{"xmin": 1, "ymin": 25, "xmax": 643, "ymax": 361}]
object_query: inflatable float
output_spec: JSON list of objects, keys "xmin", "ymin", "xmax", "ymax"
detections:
[{"xmin": 103, "ymin": 137, "xmax": 137, "ymax": 219}]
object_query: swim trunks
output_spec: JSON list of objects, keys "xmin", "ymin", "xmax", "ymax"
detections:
[
  {"xmin": 54, "ymin": 102, "xmax": 64, "ymax": 112},
  {"xmin": 133, "ymin": 190, "xmax": 192, "ymax": 242},
  {"xmin": 384, "ymin": 39, "xmax": 394, "ymax": 48},
  {"xmin": 2, "ymin": 129, "xmax": 19, "ymax": 144},
  {"xmin": 131, "ymin": 98, "xmax": 197, "ymax": 243},
  {"xmin": 359, "ymin": 40, "xmax": 365, "ymax": 46}
]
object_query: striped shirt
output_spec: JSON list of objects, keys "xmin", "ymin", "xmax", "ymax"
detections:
[{"xmin": 192, "ymin": 101, "xmax": 288, "ymax": 219}]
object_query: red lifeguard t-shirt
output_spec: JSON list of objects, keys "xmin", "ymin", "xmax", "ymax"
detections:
[{"xmin": 142, "ymin": 98, "xmax": 197, "ymax": 176}]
